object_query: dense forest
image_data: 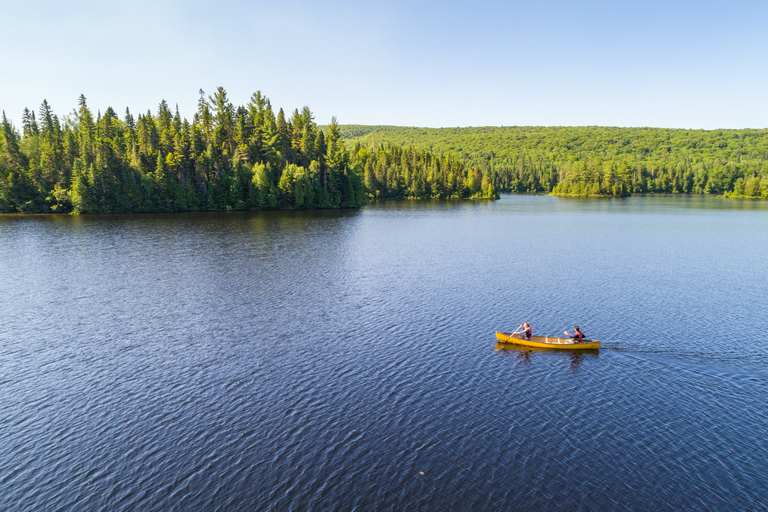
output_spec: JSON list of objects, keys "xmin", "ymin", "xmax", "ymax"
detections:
[
  {"xmin": 338, "ymin": 125, "xmax": 768, "ymax": 198},
  {"xmin": 353, "ymin": 143, "xmax": 497, "ymax": 200},
  {"xmin": 0, "ymin": 88, "xmax": 496, "ymax": 214},
  {"xmin": 6, "ymin": 93, "xmax": 766, "ymax": 213}
]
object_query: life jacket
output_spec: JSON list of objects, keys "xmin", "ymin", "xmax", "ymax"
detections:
[
  {"xmin": 524, "ymin": 327, "xmax": 532, "ymax": 338},
  {"xmin": 576, "ymin": 330, "xmax": 584, "ymax": 340}
]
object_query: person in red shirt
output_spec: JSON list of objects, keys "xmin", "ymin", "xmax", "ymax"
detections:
[
  {"xmin": 517, "ymin": 322, "xmax": 532, "ymax": 340},
  {"xmin": 564, "ymin": 326, "xmax": 584, "ymax": 343}
]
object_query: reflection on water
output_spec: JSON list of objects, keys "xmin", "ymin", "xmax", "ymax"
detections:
[
  {"xmin": 494, "ymin": 342, "xmax": 600, "ymax": 371},
  {"xmin": 1, "ymin": 194, "xmax": 767, "ymax": 510},
  {"xmin": 545, "ymin": 193, "xmax": 768, "ymax": 214}
]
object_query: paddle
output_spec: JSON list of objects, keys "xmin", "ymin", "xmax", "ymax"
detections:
[
  {"xmin": 563, "ymin": 329, "xmax": 582, "ymax": 344},
  {"xmin": 499, "ymin": 324, "xmax": 523, "ymax": 342}
]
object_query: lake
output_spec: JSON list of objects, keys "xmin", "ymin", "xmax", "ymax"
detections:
[{"xmin": 1, "ymin": 194, "xmax": 767, "ymax": 511}]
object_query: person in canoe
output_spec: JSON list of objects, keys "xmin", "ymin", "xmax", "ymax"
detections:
[
  {"xmin": 564, "ymin": 326, "xmax": 584, "ymax": 343},
  {"xmin": 515, "ymin": 323, "xmax": 532, "ymax": 340}
]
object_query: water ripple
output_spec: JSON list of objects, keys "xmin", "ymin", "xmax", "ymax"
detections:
[{"xmin": 1, "ymin": 200, "xmax": 767, "ymax": 510}]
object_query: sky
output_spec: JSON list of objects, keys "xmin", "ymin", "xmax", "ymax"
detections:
[{"xmin": 1, "ymin": 0, "xmax": 767, "ymax": 130}]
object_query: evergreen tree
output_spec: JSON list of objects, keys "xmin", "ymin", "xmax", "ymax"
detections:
[{"xmin": 22, "ymin": 108, "xmax": 38, "ymax": 138}]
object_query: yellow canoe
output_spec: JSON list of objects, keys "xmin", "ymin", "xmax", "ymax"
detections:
[{"xmin": 495, "ymin": 331, "xmax": 601, "ymax": 350}]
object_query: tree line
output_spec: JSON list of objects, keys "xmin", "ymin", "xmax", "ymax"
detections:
[
  {"xmin": 0, "ymin": 89, "xmax": 497, "ymax": 214},
  {"xmin": 355, "ymin": 143, "xmax": 497, "ymax": 199},
  {"xmin": 337, "ymin": 125, "xmax": 768, "ymax": 198}
]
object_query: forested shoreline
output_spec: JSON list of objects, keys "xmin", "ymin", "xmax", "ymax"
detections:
[
  {"xmin": 339, "ymin": 125, "xmax": 768, "ymax": 198},
  {"xmin": 0, "ymin": 88, "xmax": 497, "ymax": 214},
  {"xmin": 6, "ymin": 93, "xmax": 767, "ymax": 214}
]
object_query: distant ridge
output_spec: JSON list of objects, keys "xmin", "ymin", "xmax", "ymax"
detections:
[{"xmin": 335, "ymin": 125, "xmax": 768, "ymax": 198}]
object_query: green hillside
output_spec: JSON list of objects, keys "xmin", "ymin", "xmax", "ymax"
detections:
[{"xmin": 338, "ymin": 125, "xmax": 768, "ymax": 198}]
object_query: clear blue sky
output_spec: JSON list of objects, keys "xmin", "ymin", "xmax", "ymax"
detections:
[{"xmin": 2, "ymin": 0, "xmax": 767, "ymax": 129}]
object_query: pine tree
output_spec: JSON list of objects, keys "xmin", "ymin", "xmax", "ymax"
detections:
[
  {"xmin": 275, "ymin": 108, "xmax": 291, "ymax": 165},
  {"xmin": 22, "ymin": 108, "xmax": 39, "ymax": 138},
  {"xmin": 77, "ymin": 95, "xmax": 95, "ymax": 168},
  {"xmin": 209, "ymin": 86, "xmax": 235, "ymax": 155}
]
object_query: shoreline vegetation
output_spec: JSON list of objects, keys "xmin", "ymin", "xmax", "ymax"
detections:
[
  {"xmin": 338, "ymin": 125, "xmax": 768, "ymax": 200},
  {"xmin": 0, "ymin": 87, "xmax": 497, "ymax": 215},
  {"xmin": 3, "ymin": 92, "xmax": 767, "ymax": 215}
]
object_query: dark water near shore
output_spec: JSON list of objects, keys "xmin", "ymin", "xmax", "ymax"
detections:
[{"xmin": 1, "ymin": 194, "xmax": 767, "ymax": 511}]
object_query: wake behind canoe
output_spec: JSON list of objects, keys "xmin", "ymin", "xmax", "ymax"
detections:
[{"xmin": 495, "ymin": 331, "xmax": 601, "ymax": 350}]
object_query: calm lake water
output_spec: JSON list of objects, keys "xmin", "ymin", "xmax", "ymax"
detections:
[{"xmin": 1, "ymin": 194, "xmax": 767, "ymax": 511}]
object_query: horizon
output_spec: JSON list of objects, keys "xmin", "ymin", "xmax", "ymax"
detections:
[
  {"xmin": 3, "ymin": 93, "xmax": 766, "ymax": 133},
  {"xmin": 4, "ymin": 95, "xmax": 767, "ymax": 133}
]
